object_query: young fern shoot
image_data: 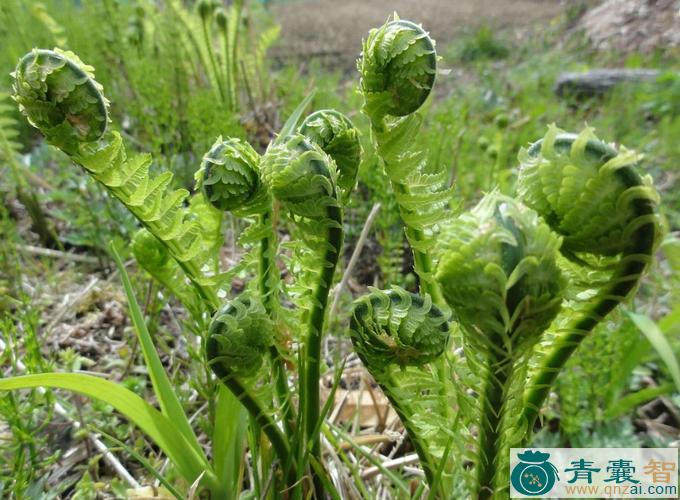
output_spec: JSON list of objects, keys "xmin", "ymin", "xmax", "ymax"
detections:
[
  {"xmin": 349, "ymin": 287, "xmax": 452, "ymax": 487},
  {"xmin": 260, "ymin": 133, "xmax": 344, "ymax": 484},
  {"xmin": 358, "ymin": 17, "xmax": 450, "ymax": 306},
  {"xmin": 435, "ymin": 193, "xmax": 566, "ymax": 497},
  {"xmin": 516, "ymin": 126, "xmax": 660, "ymax": 431},
  {"xmin": 13, "ymin": 48, "xmax": 223, "ymax": 309},
  {"xmin": 5, "ymin": 18, "xmax": 663, "ymax": 499}
]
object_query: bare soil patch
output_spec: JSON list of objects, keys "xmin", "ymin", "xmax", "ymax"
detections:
[{"xmin": 271, "ymin": 0, "xmax": 564, "ymax": 65}]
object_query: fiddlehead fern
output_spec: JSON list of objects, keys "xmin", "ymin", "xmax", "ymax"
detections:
[
  {"xmin": 132, "ymin": 228, "xmax": 201, "ymax": 317},
  {"xmin": 358, "ymin": 17, "xmax": 450, "ymax": 305},
  {"xmin": 358, "ymin": 19, "xmax": 437, "ymax": 123},
  {"xmin": 12, "ymin": 48, "xmax": 222, "ymax": 308},
  {"xmin": 435, "ymin": 192, "xmax": 565, "ymax": 498},
  {"xmin": 13, "ymin": 48, "xmax": 109, "ymax": 154},
  {"xmin": 206, "ymin": 295, "xmax": 292, "ymax": 473},
  {"xmin": 349, "ymin": 286, "xmax": 452, "ymax": 484},
  {"xmin": 261, "ymin": 134, "xmax": 339, "ymax": 219},
  {"xmin": 517, "ymin": 126, "xmax": 660, "ymax": 434},
  {"xmin": 196, "ymin": 134, "xmax": 294, "ymax": 435},
  {"xmin": 299, "ymin": 109, "xmax": 362, "ymax": 202},
  {"xmin": 261, "ymin": 133, "xmax": 344, "ymax": 484},
  {"xmin": 195, "ymin": 136, "xmax": 265, "ymax": 213},
  {"xmin": 207, "ymin": 295, "xmax": 274, "ymax": 378}
]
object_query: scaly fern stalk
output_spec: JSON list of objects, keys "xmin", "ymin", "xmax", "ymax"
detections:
[
  {"xmin": 358, "ymin": 17, "xmax": 449, "ymax": 306},
  {"xmin": 435, "ymin": 193, "xmax": 565, "ymax": 497},
  {"xmin": 257, "ymin": 210, "xmax": 295, "ymax": 433},
  {"xmin": 517, "ymin": 126, "xmax": 660, "ymax": 434}
]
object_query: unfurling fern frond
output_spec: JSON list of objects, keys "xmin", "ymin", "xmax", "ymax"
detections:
[
  {"xmin": 358, "ymin": 16, "xmax": 450, "ymax": 306},
  {"xmin": 261, "ymin": 132, "xmax": 345, "ymax": 480},
  {"xmin": 132, "ymin": 228, "xmax": 201, "ymax": 317},
  {"xmin": 197, "ymin": 0, "xmax": 218, "ymax": 21},
  {"xmin": 435, "ymin": 192, "xmax": 565, "ymax": 498},
  {"xmin": 205, "ymin": 294, "xmax": 293, "ymax": 476},
  {"xmin": 75, "ymin": 133, "xmax": 221, "ymax": 305},
  {"xmin": 436, "ymin": 192, "xmax": 565, "ymax": 347},
  {"xmin": 206, "ymin": 295, "xmax": 273, "ymax": 379},
  {"xmin": 518, "ymin": 126, "xmax": 661, "ymax": 436},
  {"xmin": 12, "ymin": 48, "xmax": 222, "ymax": 308},
  {"xmin": 517, "ymin": 125, "xmax": 658, "ymax": 256},
  {"xmin": 195, "ymin": 136, "xmax": 266, "ymax": 213},
  {"xmin": 13, "ymin": 48, "xmax": 109, "ymax": 154},
  {"xmin": 260, "ymin": 134, "xmax": 341, "ymax": 322},
  {"xmin": 349, "ymin": 286, "xmax": 453, "ymax": 485},
  {"xmin": 299, "ymin": 109, "xmax": 361, "ymax": 201},
  {"xmin": 358, "ymin": 18, "xmax": 437, "ymax": 124},
  {"xmin": 261, "ymin": 134, "xmax": 339, "ymax": 220},
  {"xmin": 350, "ymin": 287, "xmax": 449, "ymax": 370}
]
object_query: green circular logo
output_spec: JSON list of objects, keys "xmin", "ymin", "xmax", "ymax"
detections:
[{"xmin": 511, "ymin": 450, "xmax": 559, "ymax": 496}]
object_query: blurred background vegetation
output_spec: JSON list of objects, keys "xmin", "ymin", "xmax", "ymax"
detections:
[{"xmin": 0, "ymin": 0, "xmax": 678, "ymax": 497}]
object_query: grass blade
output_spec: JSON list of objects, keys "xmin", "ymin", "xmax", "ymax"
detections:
[
  {"xmin": 0, "ymin": 373, "xmax": 215, "ymax": 489},
  {"xmin": 275, "ymin": 91, "xmax": 316, "ymax": 144},
  {"xmin": 212, "ymin": 385, "xmax": 248, "ymax": 499},
  {"xmin": 110, "ymin": 243, "xmax": 205, "ymax": 460},
  {"xmin": 627, "ymin": 310, "xmax": 680, "ymax": 392}
]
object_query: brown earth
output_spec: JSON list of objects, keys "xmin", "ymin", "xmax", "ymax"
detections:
[{"xmin": 270, "ymin": 0, "xmax": 565, "ymax": 65}]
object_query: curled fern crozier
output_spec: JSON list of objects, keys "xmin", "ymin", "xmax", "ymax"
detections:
[
  {"xmin": 196, "ymin": 136, "xmax": 263, "ymax": 213},
  {"xmin": 299, "ymin": 109, "xmax": 361, "ymax": 200},
  {"xmin": 350, "ymin": 286, "xmax": 450, "ymax": 371},
  {"xmin": 349, "ymin": 286, "xmax": 453, "ymax": 485},
  {"xmin": 517, "ymin": 125, "xmax": 658, "ymax": 256},
  {"xmin": 358, "ymin": 18, "xmax": 437, "ymax": 122},
  {"xmin": 132, "ymin": 228, "xmax": 170, "ymax": 271},
  {"xmin": 435, "ymin": 192, "xmax": 565, "ymax": 345},
  {"xmin": 206, "ymin": 295, "xmax": 274, "ymax": 379},
  {"xmin": 12, "ymin": 48, "xmax": 109, "ymax": 153},
  {"xmin": 519, "ymin": 126, "xmax": 661, "ymax": 434},
  {"xmin": 260, "ymin": 133, "xmax": 339, "ymax": 219},
  {"xmin": 205, "ymin": 295, "xmax": 292, "ymax": 476}
]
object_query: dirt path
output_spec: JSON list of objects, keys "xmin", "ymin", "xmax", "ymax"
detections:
[{"xmin": 271, "ymin": 0, "xmax": 564, "ymax": 65}]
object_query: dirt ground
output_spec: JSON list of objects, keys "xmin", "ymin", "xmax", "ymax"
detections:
[{"xmin": 271, "ymin": 0, "xmax": 564, "ymax": 64}]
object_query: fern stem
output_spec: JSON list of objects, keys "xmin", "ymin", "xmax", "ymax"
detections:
[
  {"xmin": 219, "ymin": 28, "xmax": 233, "ymax": 112},
  {"xmin": 228, "ymin": 0, "xmax": 243, "ymax": 112},
  {"xmin": 476, "ymin": 346, "xmax": 514, "ymax": 500},
  {"xmin": 201, "ymin": 18, "xmax": 227, "ymax": 105},
  {"xmin": 217, "ymin": 372, "xmax": 295, "ymax": 482},
  {"xmin": 258, "ymin": 212, "xmax": 295, "ymax": 434},
  {"xmin": 301, "ymin": 204, "xmax": 343, "ymax": 489},
  {"xmin": 521, "ymin": 170, "xmax": 657, "ymax": 434},
  {"xmin": 383, "ymin": 372, "xmax": 438, "ymax": 484},
  {"xmin": 376, "ymin": 137, "xmax": 445, "ymax": 308}
]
